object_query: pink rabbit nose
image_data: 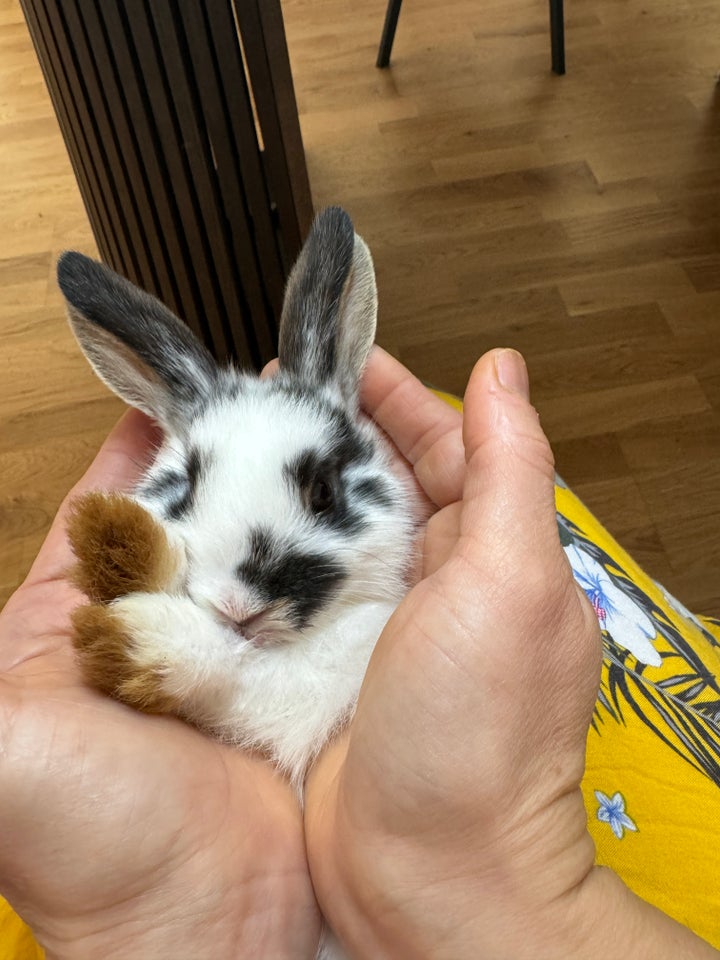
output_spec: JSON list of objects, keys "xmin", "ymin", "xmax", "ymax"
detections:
[
  {"xmin": 210, "ymin": 590, "xmax": 287, "ymax": 646},
  {"xmin": 235, "ymin": 609, "xmax": 267, "ymax": 632},
  {"xmin": 219, "ymin": 603, "xmax": 275, "ymax": 645}
]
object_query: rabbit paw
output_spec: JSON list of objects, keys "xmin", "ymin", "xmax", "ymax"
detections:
[
  {"xmin": 67, "ymin": 491, "xmax": 185, "ymax": 604},
  {"xmin": 72, "ymin": 593, "xmax": 240, "ymax": 722}
]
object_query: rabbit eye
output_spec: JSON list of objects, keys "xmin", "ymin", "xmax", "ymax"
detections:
[{"xmin": 309, "ymin": 477, "xmax": 334, "ymax": 514}]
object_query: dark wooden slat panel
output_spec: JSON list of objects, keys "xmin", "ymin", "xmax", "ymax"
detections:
[
  {"xmin": 120, "ymin": 0, "xmax": 229, "ymax": 353},
  {"xmin": 62, "ymin": 0, "xmax": 158, "ymax": 294},
  {"xmin": 20, "ymin": 0, "xmax": 313, "ymax": 368},
  {"xmin": 235, "ymin": 0, "xmax": 313, "ymax": 261},
  {"xmin": 40, "ymin": 0, "xmax": 137, "ymax": 277},
  {"xmin": 255, "ymin": 0, "xmax": 313, "ymax": 245},
  {"xmin": 205, "ymin": 1, "xmax": 287, "ymax": 324},
  {"xmin": 94, "ymin": 1, "xmax": 199, "ymax": 321},
  {"xmin": 144, "ymin": 0, "xmax": 236, "ymax": 360},
  {"xmin": 178, "ymin": 0, "xmax": 275, "ymax": 362},
  {"xmin": 80, "ymin": 1, "xmax": 181, "ymax": 312}
]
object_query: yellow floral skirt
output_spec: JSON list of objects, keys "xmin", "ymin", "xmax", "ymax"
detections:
[
  {"xmin": 3, "ymin": 392, "xmax": 719, "ymax": 955},
  {"xmin": 563, "ymin": 476, "xmax": 720, "ymax": 947}
]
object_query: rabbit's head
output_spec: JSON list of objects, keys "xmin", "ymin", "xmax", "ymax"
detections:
[{"xmin": 58, "ymin": 209, "xmax": 415, "ymax": 649}]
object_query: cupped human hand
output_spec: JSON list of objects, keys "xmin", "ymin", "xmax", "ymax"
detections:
[
  {"xmin": 305, "ymin": 347, "xmax": 605, "ymax": 959},
  {"xmin": 0, "ymin": 409, "xmax": 320, "ymax": 960}
]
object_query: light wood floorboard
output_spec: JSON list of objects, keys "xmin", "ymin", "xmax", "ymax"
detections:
[
  {"xmin": 2, "ymin": 0, "xmax": 720, "ymax": 616},
  {"xmin": 283, "ymin": 0, "xmax": 720, "ymax": 616}
]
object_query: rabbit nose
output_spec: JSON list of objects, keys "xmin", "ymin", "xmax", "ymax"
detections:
[
  {"xmin": 231, "ymin": 607, "xmax": 280, "ymax": 647},
  {"xmin": 217, "ymin": 601, "xmax": 276, "ymax": 644},
  {"xmin": 235, "ymin": 609, "xmax": 267, "ymax": 631}
]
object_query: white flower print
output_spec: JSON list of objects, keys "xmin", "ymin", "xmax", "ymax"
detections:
[{"xmin": 564, "ymin": 543, "xmax": 662, "ymax": 667}]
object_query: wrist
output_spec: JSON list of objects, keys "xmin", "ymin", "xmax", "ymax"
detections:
[
  {"xmin": 321, "ymin": 855, "xmax": 717, "ymax": 960},
  {"xmin": 567, "ymin": 866, "xmax": 718, "ymax": 960},
  {"xmin": 309, "ymin": 775, "xmax": 717, "ymax": 960},
  {"xmin": 40, "ymin": 857, "xmax": 316, "ymax": 960},
  {"xmin": 308, "ymin": 768, "xmax": 597, "ymax": 960}
]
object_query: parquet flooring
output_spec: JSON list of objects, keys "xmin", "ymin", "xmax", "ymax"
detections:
[
  {"xmin": 282, "ymin": 0, "xmax": 720, "ymax": 616},
  {"xmin": 2, "ymin": 0, "xmax": 720, "ymax": 616}
]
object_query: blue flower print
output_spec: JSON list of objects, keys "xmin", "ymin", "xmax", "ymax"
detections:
[{"xmin": 595, "ymin": 790, "xmax": 638, "ymax": 839}]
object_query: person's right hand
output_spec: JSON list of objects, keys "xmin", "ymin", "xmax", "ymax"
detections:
[
  {"xmin": 0, "ymin": 409, "xmax": 321, "ymax": 960},
  {"xmin": 305, "ymin": 347, "xmax": 718, "ymax": 959}
]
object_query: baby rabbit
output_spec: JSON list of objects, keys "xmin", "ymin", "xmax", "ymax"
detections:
[{"xmin": 60, "ymin": 208, "xmax": 419, "ymax": 960}]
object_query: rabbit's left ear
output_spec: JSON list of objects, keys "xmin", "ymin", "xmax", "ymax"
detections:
[{"xmin": 279, "ymin": 207, "xmax": 377, "ymax": 406}]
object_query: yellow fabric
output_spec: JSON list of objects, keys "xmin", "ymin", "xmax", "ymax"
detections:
[
  {"xmin": 0, "ymin": 898, "xmax": 43, "ymax": 960},
  {"xmin": 4, "ymin": 387, "xmax": 718, "ymax": 955},
  {"xmin": 560, "ymin": 482, "xmax": 720, "ymax": 947}
]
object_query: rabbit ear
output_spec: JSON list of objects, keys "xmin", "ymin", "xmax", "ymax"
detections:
[
  {"xmin": 279, "ymin": 207, "xmax": 377, "ymax": 406},
  {"xmin": 57, "ymin": 252, "xmax": 218, "ymax": 430}
]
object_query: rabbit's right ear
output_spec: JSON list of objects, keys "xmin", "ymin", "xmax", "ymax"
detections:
[{"xmin": 58, "ymin": 253, "xmax": 218, "ymax": 430}]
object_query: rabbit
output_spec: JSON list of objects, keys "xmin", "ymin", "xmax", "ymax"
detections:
[{"xmin": 59, "ymin": 207, "xmax": 421, "ymax": 960}]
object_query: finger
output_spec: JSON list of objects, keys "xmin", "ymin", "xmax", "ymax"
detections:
[
  {"xmin": 456, "ymin": 350, "xmax": 602, "ymax": 737},
  {"xmin": 422, "ymin": 502, "xmax": 463, "ymax": 577},
  {"xmin": 361, "ymin": 346, "xmax": 465, "ymax": 507},
  {"xmin": 23, "ymin": 409, "xmax": 160, "ymax": 588},
  {"xmin": 261, "ymin": 358, "xmax": 279, "ymax": 379},
  {"xmin": 459, "ymin": 349, "xmax": 561, "ymax": 574}
]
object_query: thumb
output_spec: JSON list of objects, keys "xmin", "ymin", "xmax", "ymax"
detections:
[{"xmin": 459, "ymin": 349, "xmax": 562, "ymax": 577}]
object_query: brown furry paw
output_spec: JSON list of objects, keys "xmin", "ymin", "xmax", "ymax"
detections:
[
  {"xmin": 67, "ymin": 491, "xmax": 183, "ymax": 604},
  {"xmin": 72, "ymin": 602, "xmax": 181, "ymax": 714}
]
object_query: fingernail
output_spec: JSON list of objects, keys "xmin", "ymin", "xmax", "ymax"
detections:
[{"xmin": 495, "ymin": 349, "xmax": 530, "ymax": 400}]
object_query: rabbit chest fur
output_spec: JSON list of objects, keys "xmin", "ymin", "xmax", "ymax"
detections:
[{"xmin": 60, "ymin": 208, "xmax": 419, "ymax": 960}]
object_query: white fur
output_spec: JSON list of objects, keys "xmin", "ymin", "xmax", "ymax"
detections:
[{"xmin": 132, "ymin": 376, "xmax": 415, "ymax": 785}]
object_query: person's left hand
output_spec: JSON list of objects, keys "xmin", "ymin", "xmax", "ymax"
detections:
[{"xmin": 0, "ymin": 409, "xmax": 321, "ymax": 960}]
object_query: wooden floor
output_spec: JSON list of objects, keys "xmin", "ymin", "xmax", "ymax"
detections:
[{"xmin": 2, "ymin": 0, "xmax": 720, "ymax": 616}]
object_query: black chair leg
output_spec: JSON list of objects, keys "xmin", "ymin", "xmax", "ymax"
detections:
[
  {"xmin": 377, "ymin": 0, "xmax": 403, "ymax": 68},
  {"xmin": 549, "ymin": 0, "xmax": 565, "ymax": 74},
  {"xmin": 378, "ymin": 0, "xmax": 563, "ymax": 74}
]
